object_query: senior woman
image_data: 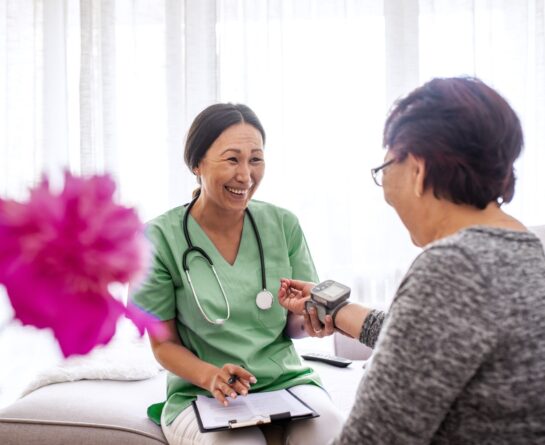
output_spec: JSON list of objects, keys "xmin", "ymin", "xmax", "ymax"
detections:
[
  {"xmin": 131, "ymin": 103, "xmax": 343, "ymax": 445},
  {"xmin": 279, "ymin": 77, "xmax": 545, "ymax": 444}
]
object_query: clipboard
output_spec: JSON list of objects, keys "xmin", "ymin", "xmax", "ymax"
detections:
[{"xmin": 192, "ymin": 388, "xmax": 319, "ymax": 432}]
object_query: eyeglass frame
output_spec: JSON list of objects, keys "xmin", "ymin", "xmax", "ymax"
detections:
[{"xmin": 371, "ymin": 158, "xmax": 395, "ymax": 186}]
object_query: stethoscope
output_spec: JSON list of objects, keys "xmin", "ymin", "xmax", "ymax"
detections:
[{"xmin": 182, "ymin": 196, "xmax": 274, "ymax": 325}]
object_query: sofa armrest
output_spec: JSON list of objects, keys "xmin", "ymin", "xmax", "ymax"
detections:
[
  {"xmin": 333, "ymin": 332, "xmax": 373, "ymax": 360},
  {"xmin": 0, "ymin": 374, "xmax": 167, "ymax": 445}
]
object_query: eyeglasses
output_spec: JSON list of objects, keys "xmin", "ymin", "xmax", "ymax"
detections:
[{"xmin": 371, "ymin": 159, "xmax": 395, "ymax": 187}]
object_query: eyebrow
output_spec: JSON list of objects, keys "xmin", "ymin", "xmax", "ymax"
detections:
[{"xmin": 220, "ymin": 148, "xmax": 264, "ymax": 155}]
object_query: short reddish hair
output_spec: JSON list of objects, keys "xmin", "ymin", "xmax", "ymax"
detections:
[{"xmin": 383, "ymin": 77, "xmax": 523, "ymax": 209}]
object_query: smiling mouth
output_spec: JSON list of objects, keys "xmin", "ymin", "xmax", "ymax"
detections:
[{"xmin": 225, "ymin": 186, "xmax": 250, "ymax": 196}]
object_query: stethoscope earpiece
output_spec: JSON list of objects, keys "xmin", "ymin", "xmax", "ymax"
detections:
[{"xmin": 182, "ymin": 196, "xmax": 271, "ymax": 326}]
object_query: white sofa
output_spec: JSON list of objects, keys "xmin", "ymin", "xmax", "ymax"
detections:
[
  {"xmin": 1, "ymin": 226, "xmax": 543, "ymax": 445},
  {"xmin": 0, "ymin": 354, "xmax": 367, "ymax": 445}
]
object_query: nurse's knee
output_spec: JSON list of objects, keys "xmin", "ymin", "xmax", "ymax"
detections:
[
  {"xmin": 285, "ymin": 407, "xmax": 344, "ymax": 445},
  {"xmin": 208, "ymin": 427, "xmax": 267, "ymax": 445}
]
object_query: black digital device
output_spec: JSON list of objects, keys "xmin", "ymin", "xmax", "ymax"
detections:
[{"xmin": 301, "ymin": 352, "xmax": 352, "ymax": 368}]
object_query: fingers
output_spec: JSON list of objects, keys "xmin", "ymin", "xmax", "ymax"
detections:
[
  {"xmin": 224, "ymin": 364, "xmax": 257, "ymax": 385},
  {"xmin": 278, "ymin": 280, "xmax": 302, "ymax": 300},
  {"xmin": 278, "ymin": 279, "xmax": 289, "ymax": 299},
  {"xmin": 278, "ymin": 280, "xmax": 296, "ymax": 308},
  {"xmin": 303, "ymin": 310, "xmax": 315, "ymax": 337},
  {"xmin": 212, "ymin": 380, "xmax": 238, "ymax": 407},
  {"xmin": 303, "ymin": 307, "xmax": 322, "ymax": 337},
  {"xmin": 308, "ymin": 306, "xmax": 323, "ymax": 333},
  {"xmin": 279, "ymin": 279, "xmax": 314, "ymax": 315},
  {"xmin": 278, "ymin": 280, "xmax": 291, "ymax": 306},
  {"xmin": 322, "ymin": 314, "xmax": 335, "ymax": 336},
  {"xmin": 211, "ymin": 364, "xmax": 257, "ymax": 405},
  {"xmin": 302, "ymin": 307, "xmax": 334, "ymax": 338},
  {"xmin": 280, "ymin": 278, "xmax": 315, "ymax": 298},
  {"xmin": 232, "ymin": 379, "xmax": 249, "ymax": 396}
]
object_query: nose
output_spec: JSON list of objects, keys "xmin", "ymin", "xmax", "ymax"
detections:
[{"xmin": 235, "ymin": 162, "xmax": 252, "ymax": 184}]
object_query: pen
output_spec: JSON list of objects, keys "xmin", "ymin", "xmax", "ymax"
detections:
[
  {"xmin": 227, "ymin": 375, "xmax": 238, "ymax": 385},
  {"xmin": 228, "ymin": 363, "xmax": 246, "ymax": 385}
]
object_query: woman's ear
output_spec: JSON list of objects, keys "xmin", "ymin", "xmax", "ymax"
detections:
[{"xmin": 409, "ymin": 154, "xmax": 426, "ymax": 198}]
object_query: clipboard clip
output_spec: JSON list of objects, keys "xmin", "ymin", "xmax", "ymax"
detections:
[
  {"xmin": 228, "ymin": 412, "xmax": 291, "ymax": 429},
  {"xmin": 270, "ymin": 412, "xmax": 292, "ymax": 422}
]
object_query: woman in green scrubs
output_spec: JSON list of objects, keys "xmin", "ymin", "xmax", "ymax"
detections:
[{"xmin": 131, "ymin": 103, "xmax": 344, "ymax": 445}]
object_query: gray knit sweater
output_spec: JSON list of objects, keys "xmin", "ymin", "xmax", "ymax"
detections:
[{"xmin": 333, "ymin": 227, "xmax": 545, "ymax": 444}]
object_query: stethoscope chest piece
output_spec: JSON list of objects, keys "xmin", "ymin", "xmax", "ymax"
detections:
[{"xmin": 256, "ymin": 289, "xmax": 274, "ymax": 310}]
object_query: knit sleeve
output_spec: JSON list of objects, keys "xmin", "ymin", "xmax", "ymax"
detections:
[{"xmin": 359, "ymin": 309, "xmax": 386, "ymax": 349}]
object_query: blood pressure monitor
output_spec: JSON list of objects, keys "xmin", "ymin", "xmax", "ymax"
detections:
[
  {"xmin": 305, "ymin": 280, "xmax": 351, "ymax": 326},
  {"xmin": 311, "ymin": 280, "xmax": 351, "ymax": 308}
]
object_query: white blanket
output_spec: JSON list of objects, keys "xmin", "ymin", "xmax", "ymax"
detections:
[{"xmin": 22, "ymin": 336, "xmax": 163, "ymax": 396}]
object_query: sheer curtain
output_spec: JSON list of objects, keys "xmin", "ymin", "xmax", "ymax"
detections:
[
  {"xmin": 215, "ymin": 0, "xmax": 545, "ymax": 309},
  {"xmin": 1, "ymin": 0, "xmax": 544, "ymax": 316}
]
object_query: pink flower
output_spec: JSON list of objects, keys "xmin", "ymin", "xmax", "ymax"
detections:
[{"xmin": 0, "ymin": 172, "xmax": 161, "ymax": 357}]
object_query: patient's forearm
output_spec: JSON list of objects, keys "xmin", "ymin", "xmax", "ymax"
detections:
[
  {"xmin": 333, "ymin": 303, "xmax": 386, "ymax": 346},
  {"xmin": 334, "ymin": 304, "xmax": 386, "ymax": 349},
  {"xmin": 334, "ymin": 303, "xmax": 371, "ymax": 338}
]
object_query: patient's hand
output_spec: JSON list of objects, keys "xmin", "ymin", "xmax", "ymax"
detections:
[
  {"xmin": 278, "ymin": 278, "xmax": 315, "ymax": 315},
  {"xmin": 304, "ymin": 306, "xmax": 335, "ymax": 338}
]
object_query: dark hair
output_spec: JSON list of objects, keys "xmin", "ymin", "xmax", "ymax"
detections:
[
  {"xmin": 383, "ymin": 77, "xmax": 523, "ymax": 209},
  {"xmin": 184, "ymin": 103, "xmax": 266, "ymax": 173}
]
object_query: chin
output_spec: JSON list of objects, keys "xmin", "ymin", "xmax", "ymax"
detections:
[
  {"xmin": 410, "ymin": 234, "xmax": 423, "ymax": 247},
  {"xmin": 402, "ymin": 220, "xmax": 424, "ymax": 247},
  {"xmin": 226, "ymin": 198, "xmax": 250, "ymax": 211}
]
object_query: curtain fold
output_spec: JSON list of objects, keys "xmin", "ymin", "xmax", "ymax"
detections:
[
  {"xmin": 79, "ymin": 0, "xmax": 116, "ymax": 175},
  {"xmin": 384, "ymin": 0, "xmax": 419, "ymax": 105},
  {"xmin": 165, "ymin": 0, "xmax": 186, "ymax": 206},
  {"xmin": 1, "ymin": 0, "xmax": 544, "ymax": 308},
  {"xmin": 1, "ymin": 0, "xmax": 43, "ymax": 198}
]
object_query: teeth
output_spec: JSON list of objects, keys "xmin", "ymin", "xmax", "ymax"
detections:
[{"xmin": 226, "ymin": 186, "xmax": 248, "ymax": 195}]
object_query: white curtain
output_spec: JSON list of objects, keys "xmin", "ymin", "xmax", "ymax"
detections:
[
  {"xmin": 1, "ymin": 0, "xmax": 545, "ymax": 316},
  {"xmin": 215, "ymin": 0, "xmax": 545, "ymax": 309}
]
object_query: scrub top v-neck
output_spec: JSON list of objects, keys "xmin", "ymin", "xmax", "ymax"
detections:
[{"xmin": 131, "ymin": 200, "xmax": 321, "ymax": 425}]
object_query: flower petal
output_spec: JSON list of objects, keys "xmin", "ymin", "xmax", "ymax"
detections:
[{"xmin": 0, "ymin": 172, "xmax": 151, "ymax": 356}]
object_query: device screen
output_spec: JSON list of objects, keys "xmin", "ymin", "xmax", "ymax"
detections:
[{"xmin": 322, "ymin": 283, "xmax": 345, "ymax": 298}]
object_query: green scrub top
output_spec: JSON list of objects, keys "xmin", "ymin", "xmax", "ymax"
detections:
[{"xmin": 131, "ymin": 200, "xmax": 322, "ymax": 425}]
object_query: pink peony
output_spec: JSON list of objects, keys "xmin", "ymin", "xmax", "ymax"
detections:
[{"xmin": 0, "ymin": 172, "xmax": 161, "ymax": 357}]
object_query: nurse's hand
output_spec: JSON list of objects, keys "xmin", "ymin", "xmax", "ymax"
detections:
[
  {"xmin": 204, "ymin": 364, "xmax": 257, "ymax": 406},
  {"xmin": 278, "ymin": 278, "xmax": 315, "ymax": 315},
  {"xmin": 303, "ymin": 306, "xmax": 335, "ymax": 338}
]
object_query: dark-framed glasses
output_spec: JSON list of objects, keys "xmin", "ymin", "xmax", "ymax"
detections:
[{"xmin": 371, "ymin": 159, "xmax": 395, "ymax": 187}]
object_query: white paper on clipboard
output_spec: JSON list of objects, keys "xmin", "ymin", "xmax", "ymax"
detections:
[{"xmin": 194, "ymin": 388, "xmax": 317, "ymax": 431}]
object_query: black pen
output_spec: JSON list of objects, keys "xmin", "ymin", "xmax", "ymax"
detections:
[
  {"xmin": 227, "ymin": 375, "xmax": 238, "ymax": 385},
  {"xmin": 228, "ymin": 363, "xmax": 247, "ymax": 385}
]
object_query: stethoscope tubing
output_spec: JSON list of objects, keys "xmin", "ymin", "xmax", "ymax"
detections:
[
  {"xmin": 184, "ymin": 257, "xmax": 231, "ymax": 324},
  {"xmin": 245, "ymin": 207, "xmax": 267, "ymax": 290},
  {"xmin": 182, "ymin": 196, "xmax": 266, "ymax": 289},
  {"xmin": 181, "ymin": 196, "xmax": 268, "ymax": 324}
]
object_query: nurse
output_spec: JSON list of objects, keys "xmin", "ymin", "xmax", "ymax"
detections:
[{"xmin": 131, "ymin": 103, "xmax": 344, "ymax": 445}]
